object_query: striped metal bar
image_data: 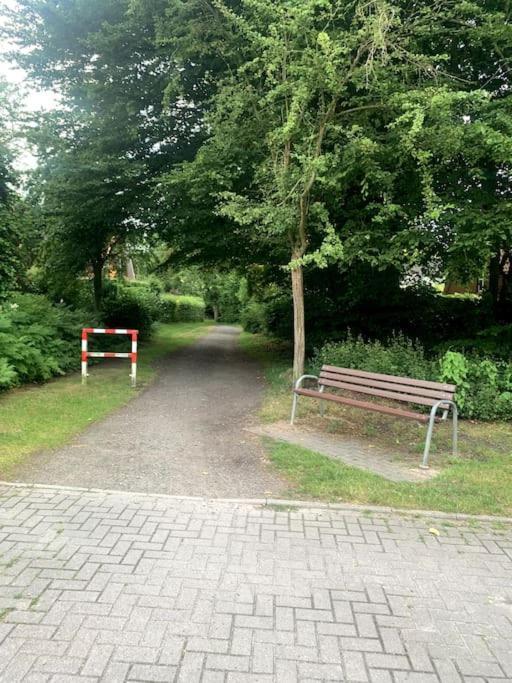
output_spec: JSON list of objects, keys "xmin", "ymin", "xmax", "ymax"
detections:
[{"xmin": 87, "ymin": 352, "xmax": 132, "ymax": 358}]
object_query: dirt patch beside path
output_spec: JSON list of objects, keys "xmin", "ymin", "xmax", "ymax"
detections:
[{"xmin": 7, "ymin": 326, "xmax": 287, "ymax": 497}]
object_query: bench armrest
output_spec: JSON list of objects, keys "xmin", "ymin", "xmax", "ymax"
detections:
[{"xmin": 293, "ymin": 374, "xmax": 319, "ymax": 391}]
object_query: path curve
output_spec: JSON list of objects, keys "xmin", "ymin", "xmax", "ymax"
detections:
[{"xmin": 9, "ymin": 326, "xmax": 287, "ymax": 497}]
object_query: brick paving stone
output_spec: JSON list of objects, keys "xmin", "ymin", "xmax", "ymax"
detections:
[{"xmin": 0, "ymin": 484, "xmax": 511, "ymax": 682}]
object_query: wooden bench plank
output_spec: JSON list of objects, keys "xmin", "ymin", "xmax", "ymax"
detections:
[
  {"xmin": 295, "ymin": 388, "xmax": 433, "ymax": 423},
  {"xmin": 318, "ymin": 378, "xmax": 448, "ymax": 408},
  {"xmin": 319, "ymin": 371, "xmax": 454, "ymax": 401},
  {"xmin": 321, "ymin": 365, "xmax": 456, "ymax": 393}
]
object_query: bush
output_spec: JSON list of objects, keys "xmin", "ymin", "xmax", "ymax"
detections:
[
  {"xmin": 159, "ymin": 294, "xmax": 205, "ymax": 323},
  {"xmin": 240, "ymin": 298, "xmax": 268, "ymax": 333},
  {"xmin": 0, "ymin": 293, "xmax": 89, "ymax": 389},
  {"xmin": 313, "ymin": 333, "xmax": 435, "ymax": 380},
  {"xmin": 439, "ymin": 351, "xmax": 512, "ymax": 420},
  {"xmin": 437, "ymin": 324, "xmax": 512, "ymax": 360},
  {"xmin": 101, "ymin": 283, "xmax": 160, "ymax": 340},
  {"xmin": 313, "ymin": 334, "xmax": 512, "ymax": 421},
  {"xmin": 126, "ymin": 277, "xmax": 164, "ymax": 294}
]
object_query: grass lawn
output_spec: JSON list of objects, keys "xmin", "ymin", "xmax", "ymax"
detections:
[
  {"xmin": 0, "ymin": 322, "xmax": 211, "ymax": 476},
  {"xmin": 240, "ymin": 331, "xmax": 512, "ymax": 517}
]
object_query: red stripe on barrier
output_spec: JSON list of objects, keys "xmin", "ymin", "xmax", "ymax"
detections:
[
  {"xmin": 105, "ymin": 329, "xmax": 116, "ymax": 335},
  {"xmin": 81, "ymin": 351, "xmax": 87, "ymax": 362},
  {"xmin": 131, "ymin": 353, "xmax": 138, "ymax": 362},
  {"xmin": 82, "ymin": 330, "xmax": 88, "ymax": 340},
  {"xmin": 83, "ymin": 328, "xmax": 94, "ymax": 334}
]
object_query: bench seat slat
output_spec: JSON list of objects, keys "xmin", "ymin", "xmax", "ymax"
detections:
[
  {"xmin": 318, "ymin": 378, "xmax": 449, "ymax": 408},
  {"xmin": 295, "ymin": 388, "xmax": 434, "ymax": 423},
  {"xmin": 321, "ymin": 365, "xmax": 456, "ymax": 393},
  {"xmin": 319, "ymin": 371, "xmax": 454, "ymax": 401}
]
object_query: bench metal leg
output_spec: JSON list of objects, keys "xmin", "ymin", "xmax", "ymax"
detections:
[
  {"xmin": 290, "ymin": 393, "xmax": 299, "ymax": 425},
  {"xmin": 290, "ymin": 375, "xmax": 319, "ymax": 426},
  {"xmin": 421, "ymin": 400, "xmax": 458, "ymax": 469},
  {"xmin": 421, "ymin": 407, "xmax": 437, "ymax": 469},
  {"xmin": 319, "ymin": 384, "xmax": 325, "ymax": 417}
]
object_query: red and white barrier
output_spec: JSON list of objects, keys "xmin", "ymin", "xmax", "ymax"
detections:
[{"xmin": 81, "ymin": 328, "xmax": 138, "ymax": 387}]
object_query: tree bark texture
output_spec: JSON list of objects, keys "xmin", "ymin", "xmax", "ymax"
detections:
[{"xmin": 291, "ymin": 262, "xmax": 305, "ymax": 381}]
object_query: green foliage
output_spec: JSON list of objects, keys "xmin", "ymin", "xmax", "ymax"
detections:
[
  {"xmin": 160, "ymin": 268, "xmax": 206, "ymax": 297},
  {"xmin": 0, "ymin": 209, "xmax": 19, "ymax": 299},
  {"xmin": 313, "ymin": 334, "xmax": 435, "ymax": 381},
  {"xmin": 438, "ymin": 352, "xmax": 471, "ymax": 406},
  {"xmin": 159, "ymin": 294, "xmax": 205, "ymax": 323},
  {"xmin": 0, "ymin": 83, "xmax": 20, "ymax": 299},
  {"xmin": 158, "ymin": 267, "xmax": 243, "ymax": 323},
  {"xmin": 203, "ymin": 272, "xmax": 245, "ymax": 323},
  {"xmin": 239, "ymin": 269, "xmax": 493, "ymax": 352},
  {"xmin": 148, "ymin": 0, "xmax": 512, "ymax": 375},
  {"xmin": 0, "ymin": 294, "xmax": 88, "ymax": 389},
  {"xmin": 240, "ymin": 299, "xmax": 268, "ymax": 334},
  {"xmin": 439, "ymin": 352, "xmax": 512, "ymax": 420},
  {"xmin": 101, "ymin": 283, "xmax": 160, "ymax": 340},
  {"xmin": 314, "ymin": 335, "xmax": 512, "ymax": 421},
  {"xmin": 4, "ymin": 0, "xmax": 194, "ymax": 309},
  {"xmin": 439, "ymin": 325, "xmax": 512, "ymax": 360},
  {"xmin": 126, "ymin": 278, "xmax": 164, "ymax": 295}
]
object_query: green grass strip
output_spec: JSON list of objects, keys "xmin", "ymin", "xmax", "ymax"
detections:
[{"xmin": 269, "ymin": 440, "xmax": 512, "ymax": 517}]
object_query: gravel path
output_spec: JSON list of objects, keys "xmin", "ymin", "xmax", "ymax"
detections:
[{"xmin": 8, "ymin": 326, "xmax": 286, "ymax": 498}]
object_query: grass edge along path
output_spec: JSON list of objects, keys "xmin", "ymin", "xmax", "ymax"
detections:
[
  {"xmin": 0, "ymin": 322, "xmax": 211, "ymax": 475},
  {"xmin": 240, "ymin": 331, "xmax": 512, "ymax": 517}
]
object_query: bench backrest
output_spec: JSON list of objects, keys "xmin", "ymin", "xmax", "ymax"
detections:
[{"xmin": 319, "ymin": 365, "xmax": 456, "ymax": 408}]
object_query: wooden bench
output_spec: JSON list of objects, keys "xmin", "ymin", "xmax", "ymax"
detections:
[{"xmin": 290, "ymin": 365, "xmax": 458, "ymax": 468}]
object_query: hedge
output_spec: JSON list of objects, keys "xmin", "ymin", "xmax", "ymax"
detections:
[{"xmin": 159, "ymin": 294, "xmax": 205, "ymax": 323}]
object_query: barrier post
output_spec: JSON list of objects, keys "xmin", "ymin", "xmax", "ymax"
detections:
[
  {"xmin": 81, "ymin": 329, "xmax": 89, "ymax": 384},
  {"xmin": 130, "ymin": 330, "xmax": 138, "ymax": 388}
]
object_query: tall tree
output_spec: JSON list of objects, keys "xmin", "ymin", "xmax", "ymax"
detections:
[
  {"xmin": 29, "ymin": 110, "xmax": 145, "ymax": 308},
  {"xmin": 2, "ymin": 0, "xmax": 201, "ymax": 304}
]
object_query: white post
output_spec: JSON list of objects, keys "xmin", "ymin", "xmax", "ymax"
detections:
[
  {"xmin": 81, "ymin": 331, "xmax": 88, "ymax": 384},
  {"xmin": 131, "ymin": 332, "xmax": 138, "ymax": 388}
]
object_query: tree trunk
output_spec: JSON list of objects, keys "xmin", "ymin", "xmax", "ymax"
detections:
[
  {"xmin": 212, "ymin": 304, "xmax": 219, "ymax": 322},
  {"xmin": 291, "ymin": 262, "xmax": 305, "ymax": 381},
  {"xmin": 92, "ymin": 261, "xmax": 103, "ymax": 311},
  {"xmin": 126, "ymin": 258, "xmax": 136, "ymax": 281}
]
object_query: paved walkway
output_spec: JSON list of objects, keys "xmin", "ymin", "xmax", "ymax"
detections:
[
  {"xmin": 1, "ymin": 483, "xmax": 511, "ymax": 682},
  {"xmin": 8, "ymin": 326, "xmax": 285, "ymax": 498},
  {"xmin": 249, "ymin": 423, "xmax": 436, "ymax": 483}
]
